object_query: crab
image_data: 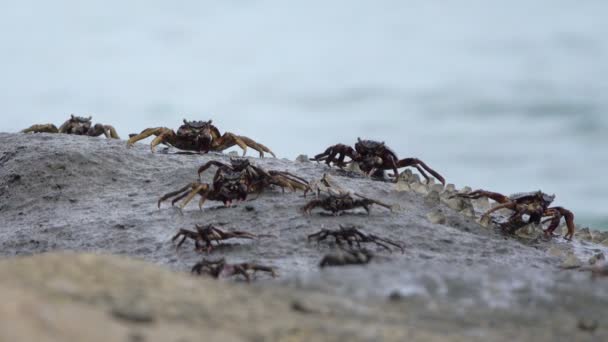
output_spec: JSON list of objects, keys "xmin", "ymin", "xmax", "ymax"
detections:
[
  {"xmin": 197, "ymin": 158, "xmax": 311, "ymax": 196},
  {"xmin": 302, "ymin": 193, "xmax": 395, "ymax": 216},
  {"xmin": 172, "ymin": 224, "xmax": 264, "ymax": 253},
  {"xmin": 127, "ymin": 119, "xmax": 275, "ymax": 157},
  {"xmin": 319, "ymin": 248, "xmax": 374, "ymax": 268},
  {"xmin": 458, "ymin": 190, "xmax": 575, "ymax": 240},
  {"xmin": 191, "ymin": 258, "xmax": 277, "ymax": 282},
  {"xmin": 308, "ymin": 225, "xmax": 404, "ymax": 253},
  {"xmin": 21, "ymin": 114, "xmax": 119, "ymax": 139},
  {"xmin": 311, "ymin": 138, "xmax": 445, "ymax": 184},
  {"xmin": 157, "ymin": 170, "xmax": 248, "ymax": 210}
]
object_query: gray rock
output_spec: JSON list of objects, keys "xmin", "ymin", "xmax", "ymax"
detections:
[
  {"xmin": 424, "ymin": 191, "xmax": 441, "ymax": 206},
  {"xmin": 295, "ymin": 154, "xmax": 310, "ymax": 163},
  {"xmin": 588, "ymin": 253, "xmax": 605, "ymax": 266},
  {"xmin": 560, "ymin": 254, "xmax": 583, "ymax": 269},
  {"xmin": 426, "ymin": 209, "xmax": 446, "ymax": 225}
]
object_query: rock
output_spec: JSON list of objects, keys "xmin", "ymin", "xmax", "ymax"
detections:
[
  {"xmin": 111, "ymin": 300, "xmax": 155, "ymax": 324},
  {"xmin": 444, "ymin": 184, "xmax": 456, "ymax": 192},
  {"xmin": 424, "ymin": 191, "xmax": 441, "ymax": 206},
  {"xmin": 412, "ymin": 182, "xmax": 429, "ymax": 195},
  {"xmin": 479, "ymin": 215, "xmax": 492, "ymax": 228},
  {"xmin": 575, "ymin": 228, "xmax": 593, "ymax": 242},
  {"xmin": 345, "ymin": 162, "xmax": 363, "ymax": 174},
  {"xmin": 427, "ymin": 209, "xmax": 446, "ymax": 225},
  {"xmin": 588, "ymin": 253, "xmax": 605, "ymax": 266},
  {"xmin": 461, "ymin": 207, "xmax": 475, "ymax": 218},
  {"xmin": 430, "ymin": 184, "xmax": 444, "ymax": 193},
  {"xmin": 443, "ymin": 197, "xmax": 467, "ymax": 211},
  {"xmin": 459, "ymin": 186, "xmax": 472, "ymax": 194},
  {"xmin": 295, "ymin": 154, "xmax": 310, "ymax": 163},
  {"xmin": 398, "ymin": 169, "xmax": 414, "ymax": 182},
  {"xmin": 547, "ymin": 247, "xmax": 565, "ymax": 258},
  {"xmin": 227, "ymin": 151, "xmax": 239, "ymax": 157},
  {"xmin": 471, "ymin": 197, "xmax": 490, "ymax": 211},
  {"xmin": 601, "ymin": 239, "xmax": 608, "ymax": 247},
  {"xmin": 560, "ymin": 254, "xmax": 583, "ymax": 269},
  {"xmin": 515, "ymin": 224, "xmax": 541, "ymax": 238},
  {"xmin": 591, "ymin": 230, "xmax": 608, "ymax": 244},
  {"xmin": 395, "ymin": 181, "xmax": 411, "ymax": 192},
  {"xmin": 409, "ymin": 174, "xmax": 421, "ymax": 184}
]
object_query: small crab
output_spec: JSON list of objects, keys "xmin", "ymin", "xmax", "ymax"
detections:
[
  {"xmin": 197, "ymin": 158, "xmax": 311, "ymax": 196},
  {"xmin": 191, "ymin": 258, "xmax": 277, "ymax": 282},
  {"xmin": 172, "ymin": 224, "xmax": 267, "ymax": 253},
  {"xmin": 459, "ymin": 189, "xmax": 574, "ymax": 240},
  {"xmin": 308, "ymin": 225, "xmax": 404, "ymax": 253},
  {"xmin": 21, "ymin": 114, "xmax": 120, "ymax": 139},
  {"xmin": 127, "ymin": 119, "xmax": 275, "ymax": 157},
  {"xmin": 158, "ymin": 170, "xmax": 248, "ymax": 210},
  {"xmin": 311, "ymin": 138, "xmax": 445, "ymax": 184},
  {"xmin": 302, "ymin": 193, "xmax": 394, "ymax": 216},
  {"xmin": 319, "ymin": 248, "xmax": 374, "ymax": 268}
]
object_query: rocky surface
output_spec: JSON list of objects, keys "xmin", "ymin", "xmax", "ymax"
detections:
[{"xmin": 1, "ymin": 132, "xmax": 607, "ymax": 341}]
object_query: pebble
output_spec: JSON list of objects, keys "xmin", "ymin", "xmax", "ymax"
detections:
[
  {"xmin": 295, "ymin": 154, "xmax": 309, "ymax": 163},
  {"xmin": 426, "ymin": 209, "xmax": 446, "ymax": 225}
]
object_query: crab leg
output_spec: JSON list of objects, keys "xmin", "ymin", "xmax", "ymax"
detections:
[
  {"xmin": 457, "ymin": 190, "xmax": 510, "ymax": 204},
  {"xmin": 158, "ymin": 184, "xmax": 193, "ymax": 208},
  {"xmin": 198, "ymin": 161, "xmax": 230, "ymax": 180},
  {"xmin": 127, "ymin": 127, "xmax": 172, "ymax": 148},
  {"xmin": 544, "ymin": 207, "xmax": 575, "ymax": 240},
  {"xmin": 480, "ymin": 202, "xmax": 518, "ymax": 222},
  {"xmin": 179, "ymin": 184, "xmax": 209, "ymax": 210},
  {"xmin": 353, "ymin": 193, "xmax": 394, "ymax": 211}
]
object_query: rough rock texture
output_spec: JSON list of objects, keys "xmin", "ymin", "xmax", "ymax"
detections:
[{"xmin": 1, "ymin": 132, "xmax": 607, "ymax": 341}]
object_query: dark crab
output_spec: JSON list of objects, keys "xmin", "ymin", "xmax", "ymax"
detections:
[
  {"xmin": 302, "ymin": 193, "xmax": 395, "ymax": 216},
  {"xmin": 459, "ymin": 189, "xmax": 574, "ymax": 240},
  {"xmin": 308, "ymin": 225, "xmax": 404, "ymax": 253},
  {"xmin": 127, "ymin": 119, "xmax": 275, "ymax": 157},
  {"xmin": 191, "ymin": 258, "xmax": 277, "ymax": 282},
  {"xmin": 21, "ymin": 114, "xmax": 120, "ymax": 139},
  {"xmin": 319, "ymin": 248, "xmax": 374, "ymax": 268},
  {"xmin": 197, "ymin": 158, "xmax": 311, "ymax": 196},
  {"xmin": 157, "ymin": 170, "xmax": 248, "ymax": 210},
  {"xmin": 172, "ymin": 224, "xmax": 269, "ymax": 253},
  {"xmin": 311, "ymin": 138, "xmax": 445, "ymax": 184}
]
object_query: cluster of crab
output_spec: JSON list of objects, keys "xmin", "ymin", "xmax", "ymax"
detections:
[{"xmin": 21, "ymin": 116, "xmax": 581, "ymax": 281}]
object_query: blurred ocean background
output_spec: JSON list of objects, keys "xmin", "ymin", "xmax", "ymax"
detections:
[{"xmin": 1, "ymin": 0, "xmax": 606, "ymax": 229}]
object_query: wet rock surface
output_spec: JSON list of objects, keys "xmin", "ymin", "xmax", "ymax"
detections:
[{"xmin": 1, "ymin": 133, "xmax": 607, "ymax": 341}]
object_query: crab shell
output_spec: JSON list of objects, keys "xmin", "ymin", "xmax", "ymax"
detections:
[{"xmin": 509, "ymin": 191, "xmax": 555, "ymax": 205}]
